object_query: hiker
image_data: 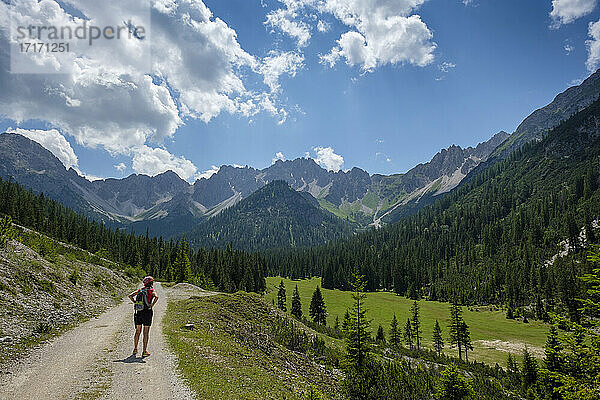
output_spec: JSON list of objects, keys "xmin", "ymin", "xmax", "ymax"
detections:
[{"xmin": 128, "ymin": 276, "xmax": 159, "ymax": 357}]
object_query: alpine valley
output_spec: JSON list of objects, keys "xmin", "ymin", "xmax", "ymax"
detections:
[{"xmin": 2, "ymin": 71, "xmax": 600, "ymax": 251}]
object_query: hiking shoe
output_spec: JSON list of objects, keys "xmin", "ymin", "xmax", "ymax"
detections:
[
  {"xmin": 142, "ymin": 351, "xmax": 150, "ymax": 357},
  {"xmin": 133, "ymin": 349, "xmax": 138, "ymax": 356}
]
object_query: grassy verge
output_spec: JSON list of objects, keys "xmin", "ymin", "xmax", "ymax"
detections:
[
  {"xmin": 265, "ymin": 277, "xmax": 550, "ymax": 366},
  {"xmin": 163, "ymin": 292, "xmax": 341, "ymax": 399}
]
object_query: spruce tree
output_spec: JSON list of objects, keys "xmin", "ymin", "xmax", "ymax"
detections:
[
  {"xmin": 410, "ymin": 300, "xmax": 422, "ymax": 350},
  {"xmin": 459, "ymin": 320, "xmax": 473, "ymax": 362},
  {"xmin": 433, "ymin": 319, "xmax": 444, "ymax": 357},
  {"xmin": 544, "ymin": 324, "xmax": 562, "ymax": 372},
  {"xmin": 345, "ymin": 274, "xmax": 371, "ymax": 370},
  {"xmin": 435, "ymin": 363, "xmax": 473, "ymax": 400},
  {"xmin": 389, "ymin": 314, "xmax": 400, "ymax": 347},
  {"xmin": 342, "ymin": 309, "xmax": 350, "ymax": 333},
  {"xmin": 309, "ymin": 285, "xmax": 327, "ymax": 325},
  {"xmin": 291, "ymin": 284, "xmax": 302, "ymax": 318},
  {"xmin": 404, "ymin": 318, "xmax": 413, "ymax": 349},
  {"xmin": 376, "ymin": 325, "xmax": 385, "ymax": 344},
  {"xmin": 277, "ymin": 280, "xmax": 287, "ymax": 312},
  {"xmin": 173, "ymin": 238, "xmax": 192, "ymax": 283},
  {"xmin": 449, "ymin": 303, "xmax": 464, "ymax": 360},
  {"xmin": 522, "ymin": 347, "xmax": 538, "ymax": 389}
]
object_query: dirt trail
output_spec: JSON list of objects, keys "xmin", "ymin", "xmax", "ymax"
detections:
[{"xmin": 0, "ymin": 282, "xmax": 210, "ymax": 400}]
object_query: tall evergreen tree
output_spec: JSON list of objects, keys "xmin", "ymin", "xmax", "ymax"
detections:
[
  {"xmin": 345, "ymin": 274, "xmax": 371, "ymax": 370},
  {"xmin": 435, "ymin": 363, "xmax": 473, "ymax": 400},
  {"xmin": 173, "ymin": 237, "xmax": 192, "ymax": 283},
  {"xmin": 449, "ymin": 303, "xmax": 464, "ymax": 360},
  {"xmin": 291, "ymin": 284, "xmax": 302, "ymax": 319},
  {"xmin": 521, "ymin": 347, "xmax": 538, "ymax": 390},
  {"xmin": 342, "ymin": 309, "xmax": 350, "ymax": 333},
  {"xmin": 309, "ymin": 285, "xmax": 327, "ymax": 325},
  {"xmin": 404, "ymin": 318, "xmax": 413, "ymax": 349},
  {"xmin": 410, "ymin": 300, "xmax": 422, "ymax": 350},
  {"xmin": 433, "ymin": 319, "xmax": 444, "ymax": 357},
  {"xmin": 544, "ymin": 324, "xmax": 562, "ymax": 372},
  {"xmin": 389, "ymin": 314, "xmax": 400, "ymax": 347},
  {"xmin": 376, "ymin": 325, "xmax": 385, "ymax": 344},
  {"xmin": 277, "ymin": 280, "xmax": 287, "ymax": 312},
  {"xmin": 459, "ymin": 320, "xmax": 473, "ymax": 362}
]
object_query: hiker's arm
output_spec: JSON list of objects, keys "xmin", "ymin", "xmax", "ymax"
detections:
[
  {"xmin": 151, "ymin": 293, "xmax": 159, "ymax": 307},
  {"xmin": 128, "ymin": 290, "xmax": 138, "ymax": 303}
]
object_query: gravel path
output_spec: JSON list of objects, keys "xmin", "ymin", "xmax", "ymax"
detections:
[{"xmin": 0, "ymin": 282, "xmax": 203, "ymax": 400}]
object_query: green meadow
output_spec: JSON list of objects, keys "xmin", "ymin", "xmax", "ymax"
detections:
[{"xmin": 265, "ymin": 276, "xmax": 550, "ymax": 366}]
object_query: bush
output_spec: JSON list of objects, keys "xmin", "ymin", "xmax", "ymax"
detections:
[
  {"xmin": 0, "ymin": 215, "xmax": 16, "ymax": 247},
  {"xmin": 68, "ymin": 268, "xmax": 80, "ymax": 285},
  {"xmin": 33, "ymin": 322, "xmax": 53, "ymax": 335}
]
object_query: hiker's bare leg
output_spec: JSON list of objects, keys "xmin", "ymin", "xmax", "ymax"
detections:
[
  {"xmin": 142, "ymin": 326, "xmax": 150, "ymax": 352},
  {"xmin": 134, "ymin": 325, "xmax": 142, "ymax": 352}
]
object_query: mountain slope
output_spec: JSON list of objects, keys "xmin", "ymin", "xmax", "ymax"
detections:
[
  {"xmin": 187, "ymin": 180, "xmax": 353, "ymax": 251},
  {"xmin": 490, "ymin": 69, "xmax": 600, "ymax": 161}
]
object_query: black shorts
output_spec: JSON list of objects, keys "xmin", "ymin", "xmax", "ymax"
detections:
[{"xmin": 134, "ymin": 309, "xmax": 153, "ymax": 327}]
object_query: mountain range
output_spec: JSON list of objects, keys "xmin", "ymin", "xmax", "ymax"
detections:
[{"xmin": 1, "ymin": 70, "xmax": 600, "ymax": 244}]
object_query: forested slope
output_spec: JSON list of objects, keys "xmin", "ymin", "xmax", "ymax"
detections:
[
  {"xmin": 187, "ymin": 180, "xmax": 353, "ymax": 251},
  {"xmin": 266, "ymin": 97, "xmax": 600, "ymax": 314},
  {"xmin": 0, "ymin": 177, "xmax": 266, "ymax": 293}
]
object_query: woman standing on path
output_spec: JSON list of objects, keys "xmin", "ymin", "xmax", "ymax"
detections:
[{"xmin": 128, "ymin": 276, "xmax": 159, "ymax": 357}]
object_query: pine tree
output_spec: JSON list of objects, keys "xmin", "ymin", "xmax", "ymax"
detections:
[
  {"xmin": 507, "ymin": 353, "xmax": 519, "ymax": 374},
  {"xmin": 521, "ymin": 347, "xmax": 538, "ymax": 389},
  {"xmin": 435, "ymin": 363, "xmax": 473, "ymax": 400},
  {"xmin": 449, "ymin": 303, "xmax": 464, "ymax": 360},
  {"xmin": 404, "ymin": 318, "xmax": 413, "ymax": 349},
  {"xmin": 433, "ymin": 319, "xmax": 444, "ymax": 357},
  {"xmin": 389, "ymin": 314, "xmax": 400, "ymax": 347},
  {"xmin": 376, "ymin": 325, "xmax": 385, "ymax": 344},
  {"xmin": 291, "ymin": 284, "xmax": 302, "ymax": 318},
  {"xmin": 309, "ymin": 285, "xmax": 327, "ymax": 325},
  {"xmin": 410, "ymin": 300, "xmax": 422, "ymax": 350},
  {"xmin": 345, "ymin": 274, "xmax": 371, "ymax": 370},
  {"xmin": 334, "ymin": 316, "xmax": 340, "ymax": 332},
  {"xmin": 544, "ymin": 324, "xmax": 562, "ymax": 372},
  {"xmin": 277, "ymin": 280, "xmax": 287, "ymax": 312},
  {"xmin": 459, "ymin": 320, "xmax": 473, "ymax": 362},
  {"xmin": 173, "ymin": 238, "xmax": 192, "ymax": 283},
  {"xmin": 342, "ymin": 309, "xmax": 350, "ymax": 333}
]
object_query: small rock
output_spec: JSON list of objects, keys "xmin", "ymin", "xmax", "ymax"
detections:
[
  {"xmin": 0, "ymin": 336, "xmax": 13, "ymax": 343},
  {"xmin": 182, "ymin": 323, "xmax": 195, "ymax": 330}
]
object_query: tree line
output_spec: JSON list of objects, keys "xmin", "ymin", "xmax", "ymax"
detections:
[{"xmin": 0, "ymin": 177, "xmax": 266, "ymax": 293}]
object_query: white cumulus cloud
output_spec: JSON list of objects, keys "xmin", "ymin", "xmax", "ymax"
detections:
[
  {"xmin": 550, "ymin": 0, "xmax": 597, "ymax": 27},
  {"xmin": 114, "ymin": 163, "xmax": 127, "ymax": 173},
  {"xmin": 8, "ymin": 128, "xmax": 79, "ymax": 169},
  {"xmin": 267, "ymin": 0, "xmax": 436, "ymax": 73},
  {"xmin": 196, "ymin": 165, "xmax": 221, "ymax": 180},
  {"xmin": 587, "ymin": 19, "xmax": 600, "ymax": 71},
  {"xmin": 131, "ymin": 145, "xmax": 198, "ymax": 181},
  {"xmin": 313, "ymin": 146, "xmax": 344, "ymax": 172},
  {"xmin": 0, "ymin": 0, "xmax": 292, "ymax": 175},
  {"xmin": 259, "ymin": 51, "xmax": 305, "ymax": 92},
  {"xmin": 272, "ymin": 151, "xmax": 286, "ymax": 164}
]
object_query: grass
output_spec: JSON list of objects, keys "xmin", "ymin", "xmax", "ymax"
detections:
[
  {"xmin": 163, "ymin": 293, "xmax": 340, "ymax": 400},
  {"xmin": 265, "ymin": 277, "xmax": 550, "ymax": 366}
]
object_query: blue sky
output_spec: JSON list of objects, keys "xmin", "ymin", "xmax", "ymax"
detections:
[{"xmin": 1, "ymin": 0, "xmax": 600, "ymax": 181}]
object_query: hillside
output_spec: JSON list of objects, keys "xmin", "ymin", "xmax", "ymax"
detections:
[
  {"xmin": 0, "ymin": 226, "xmax": 134, "ymax": 364},
  {"xmin": 187, "ymin": 180, "xmax": 353, "ymax": 251},
  {"xmin": 267, "ymin": 95, "xmax": 600, "ymax": 314},
  {"xmin": 163, "ymin": 292, "xmax": 343, "ymax": 399}
]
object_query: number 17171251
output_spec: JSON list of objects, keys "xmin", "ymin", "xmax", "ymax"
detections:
[{"xmin": 19, "ymin": 42, "xmax": 70, "ymax": 53}]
